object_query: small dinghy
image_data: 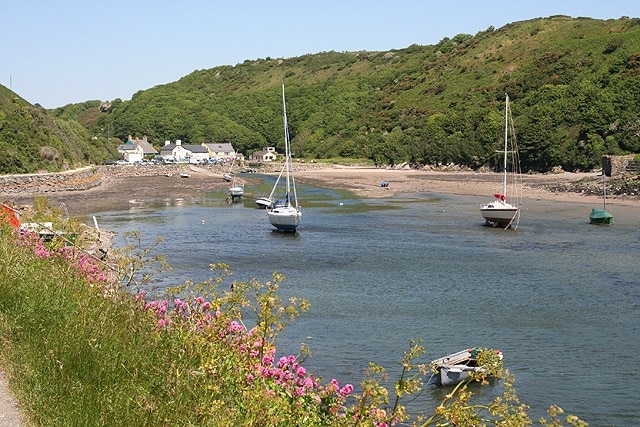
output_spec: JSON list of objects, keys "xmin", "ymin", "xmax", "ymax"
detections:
[{"xmin": 430, "ymin": 348, "xmax": 503, "ymax": 386}]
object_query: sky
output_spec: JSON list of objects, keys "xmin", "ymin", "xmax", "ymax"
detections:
[{"xmin": 2, "ymin": 0, "xmax": 639, "ymax": 109}]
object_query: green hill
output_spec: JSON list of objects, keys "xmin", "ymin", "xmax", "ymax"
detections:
[
  {"xmin": 4, "ymin": 16, "xmax": 640, "ymax": 174},
  {"xmin": 0, "ymin": 86, "xmax": 118, "ymax": 174}
]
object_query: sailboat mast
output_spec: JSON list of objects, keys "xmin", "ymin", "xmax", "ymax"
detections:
[
  {"xmin": 602, "ymin": 173, "xmax": 608, "ymax": 211},
  {"xmin": 282, "ymin": 81, "xmax": 291, "ymax": 199},
  {"xmin": 503, "ymin": 94, "xmax": 509, "ymax": 197}
]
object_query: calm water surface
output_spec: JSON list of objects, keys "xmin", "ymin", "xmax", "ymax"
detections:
[{"xmin": 90, "ymin": 176, "xmax": 639, "ymax": 426}]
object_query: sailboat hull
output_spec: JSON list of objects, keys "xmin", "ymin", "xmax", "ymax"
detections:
[
  {"xmin": 267, "ymin": 207, "xmax": 301, "ymax": 232},
  {"xmin": 228, "ymin": 186, "xmax": 244, "ymax": 197},
  {"xmin": 480, "ymin": 203, "xmax": 519, "ymax": 227},
  {"xmin": 589, "ymin": 208, "xmax": 612, "ymax": 225}
]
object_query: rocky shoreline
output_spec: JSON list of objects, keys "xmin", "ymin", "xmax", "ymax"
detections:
[
  {"xmin": 2, "ymin": 163, "xmax": 639, "ymax": 216},
  {"xmin": 540, "ymin": 173, "xmax": 640, "ymax": 198}
]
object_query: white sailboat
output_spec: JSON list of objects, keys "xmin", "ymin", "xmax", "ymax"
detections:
[
  {"xmin": 255, "ymin": 196, "xmax": 274, "ymax": 209},
  {"xmin": 266, "ymin": 81, "xmax": 301, "ymax": 232},
  {"xmin": 228, "ymin": 180, "xmax": 244, "ymax": 201},
  {"xmin": 225, "ymin": 158, "xmax": 244, "ymax": 201},
  {"xmin": 480, "ymin": 94, "xmax": 522, "ymax": 229}
]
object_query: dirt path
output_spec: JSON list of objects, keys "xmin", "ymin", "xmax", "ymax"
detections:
[{"xmin": 0, "ymin": 371, "xmax": 22, "ymax": 426}]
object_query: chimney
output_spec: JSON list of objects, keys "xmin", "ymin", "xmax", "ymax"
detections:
[
  {"xmin": 165, "ymin": 140, "xmax": 170, "ymax": 146},
  {"xmin": 176, "ymin": 139, "xmax": 182, "ymax": 146}
]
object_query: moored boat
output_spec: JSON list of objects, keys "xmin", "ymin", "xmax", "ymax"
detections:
[
  {"xmin": 224, "ymin": 157, "xmax": 245, "ymax": 201},
  {"xmin": 266, "ymin": 81, "xmax": 301, "ymax": 232},
  {"xmin": 228, "ymin": 183, "xmax": 245, "ymax": 200},
  {"xmin": 255, "ymin": 196, "xmax": 274, "ymax": 209},
  {"xmin": 589, "ymin": 207, "xmax": 612, "ymax": 225},
  {"xmin": 480, "ymin": 94, "xmax": 522, "ymax": 229},
  {"xmin": 589, "ymin": 173, "xmax": 613, "ymax": 225},
  {"xmin": 430, "ymin": 348, "xmax": 503, "ymax": 386}
]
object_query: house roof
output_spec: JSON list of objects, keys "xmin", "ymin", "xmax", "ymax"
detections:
[
  {"xmin": 183, "ymin": 144, "xmax": 209, "ymax": 154},
  {"xmin": 117, "ymin": 144, "xmax": 139, "ymax": 152},
  {"xmin": 135, "ymin": 139, "xmax": 158, "ymax": 154},
  {"xmin": 204, "ymin": 143, "xmax": 235, "ymax": 152},
  {"xmin": 125, "ymin": 136, "xmax": 158, "ymax": 154}
]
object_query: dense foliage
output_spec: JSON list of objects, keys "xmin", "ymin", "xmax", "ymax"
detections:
[
  {"xmin": 0, "ymin": 204, "xmax": 587, "ymax": 426},
  {"xmin": 2, "ymin": 16, "xmax": 640, "ymax": 174},
  {"xmin": 0, "ymin": 86, "xmax": 117, "ymax": 173}
]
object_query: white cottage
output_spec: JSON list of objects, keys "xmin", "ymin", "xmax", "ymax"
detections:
[
  {"xmin": 117, "ymin": 142, "xmax": 144, "ymax": 163},
  {"xmin": 250, "ymin": 147, "xmax": 278, "ymax": 162},
  {"xmin": 159, "ymin": 140, "xmax": 191, "ymax": 162}
]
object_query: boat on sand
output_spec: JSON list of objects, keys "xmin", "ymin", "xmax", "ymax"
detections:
[{"xmin": 480, "ymin": 94, "xmax": 522, "ymax": 229}]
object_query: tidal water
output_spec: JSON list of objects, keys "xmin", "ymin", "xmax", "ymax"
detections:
[{"xmin": 89, "ymin": 176, "xmax": 639, "ymax": 426}]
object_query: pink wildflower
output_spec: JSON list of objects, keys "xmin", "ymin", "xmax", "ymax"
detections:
[
  {"xmin": 303, "ymin": 376, "xmax": 315, "ymax": 390},
  {"xmin": 295, "ymin": 365, "xmax": 306, "ymax": 377},
  {"xmin": 339, "ymin": 384, "xmax": 354, "ymax": 396},
  {"xmin": 278, "ymin": 356, "xmax": 289, "ymax": 369},
  {"xmin": 227, "ymin": 321, "xmax": 244, "ymax": 332}
]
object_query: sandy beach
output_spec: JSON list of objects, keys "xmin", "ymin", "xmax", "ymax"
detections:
[
  {"xmin": 2, "ymin": 164, "xmax": 639, "ymax": 216},
  {"xmin": 293, "ymin": 165, "xmax": 640, "ymax": 207}
]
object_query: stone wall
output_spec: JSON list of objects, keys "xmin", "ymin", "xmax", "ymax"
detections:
[
  {"xmin": 0, "ymin": 167, "xmax": 102, "ymax": 195},
  {"xmin": 602, "ymin": 155, "xmax": 635, "ymax": 177}
]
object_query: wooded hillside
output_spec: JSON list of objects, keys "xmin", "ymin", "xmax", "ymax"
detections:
[
  {"xmin": 3, "ymin": 15, "xmax": 640, "ymax": 174},
  {"xmin": 0, "ymin": 86, "xmax": 117, "ymax": 174}
]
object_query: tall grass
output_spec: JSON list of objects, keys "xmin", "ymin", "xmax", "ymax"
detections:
[
  {"xmin": 0, "ymin": 209, "xmax": 586, "ymax": 426},
  {"xmin": 0, "ymin": 225, "xmax": 385, "ymax": 426},
  {"xmin": 0, "ymin": 229, "xmax": 168, "ymax": 425}
]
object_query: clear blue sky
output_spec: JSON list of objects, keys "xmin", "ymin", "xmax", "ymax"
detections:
[{"xmin": 2, "ymin": 0, "xmax": 639, "ymax": 108}]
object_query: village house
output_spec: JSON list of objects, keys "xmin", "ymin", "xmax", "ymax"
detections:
[
  {"xmin": 117, "ymin": 135, "xmax": 158, "ymax": 163},
  {"xmin": 182, "ymin": 143, "xmax": 210, "ymax": 163},
  {"xmin": 203, "ymin": 142, "xmax": 240, "ymax": 161},
  {"xmin": 159, "ymin": 140, "xmax": 218, "ymax": 163},
  {"xmin": 159, "ymin": 140, "xmax": 189, "ymax": 162},
  {"xmin": 250, "ymin": 147, "xmax": 278, "ymax": 162}
]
